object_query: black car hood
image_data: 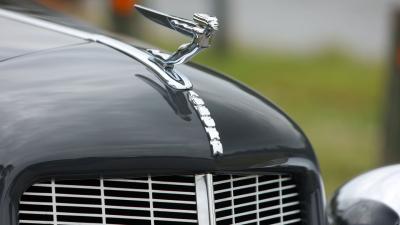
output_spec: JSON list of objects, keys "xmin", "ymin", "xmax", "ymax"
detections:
[
  {"xmin": 0, "ymin": 41, "xmax": 316, "ymax": 173},
  {"xmin": 0, "ymin": 15, "xmax": 86, "ymax": 61}
]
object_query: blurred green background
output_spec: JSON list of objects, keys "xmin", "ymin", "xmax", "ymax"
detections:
[{"xmin": 41, "ymin": 0, "xmax": 397, "ymax": 197}]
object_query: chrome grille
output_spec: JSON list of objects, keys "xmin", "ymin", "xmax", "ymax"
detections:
[
  {"xmin": 19, "ymin": 176, "xmax": 197, "ymax": 225},
  {"xmin": 213, "ymin": 175, "xmax": 301, "ymax": 225},
  {"xmin": 19, "ymin": 174, "xmax": 302, "ymax": 225}
]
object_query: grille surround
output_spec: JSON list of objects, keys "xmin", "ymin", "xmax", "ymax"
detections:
[{"xmin": 19, "ymin": 174, "xmax": 301, "ymax": 225}]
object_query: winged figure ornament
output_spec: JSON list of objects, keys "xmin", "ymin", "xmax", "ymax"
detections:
[{"xmin": 135, "ymin": 5, "xmax": 219, "ymax": 69}]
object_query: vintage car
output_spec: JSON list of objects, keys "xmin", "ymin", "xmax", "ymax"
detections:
[{"xmin": 0, "ymin": 1, "xmax": 327, "ymax": 225}]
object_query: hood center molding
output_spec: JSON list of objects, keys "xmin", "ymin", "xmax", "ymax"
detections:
[{"xmin": 188, "ymin": 91, "xmax": 223, "ymax": 156}]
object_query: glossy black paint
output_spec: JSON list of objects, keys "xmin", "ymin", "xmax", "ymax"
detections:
[
  {"xmin": 0, "ymin": 0, "xmax": 102, "ymax": 33},
  {"xmin": 328, "ymin": 165, "xmax": 400, "ymax": 225},
  {"xmin": 0, "ymin": 2, "xmax": 326, "ymax": 225},
  {"xmin": 0, "ymin": 16, "xmax": 85, "ymax": 61}
]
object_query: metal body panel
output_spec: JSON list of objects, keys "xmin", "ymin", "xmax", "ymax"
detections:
[
  {"xmin": 329, "ymin": 165, "xmax": 400, "ymax": 225},
  {"xmin": 0, "ymin": 1, "xmax": 325, "ymax": 224},
  {"xmin": 0, "ymin": 16, "xmax": 85, "ymax": 61}
]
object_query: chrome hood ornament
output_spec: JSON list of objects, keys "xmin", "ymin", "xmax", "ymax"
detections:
[
  {"xmin": 135, "ymin": 5, "xmax": 218, "ymax": 69},
  {"xmin": 135, "ymin": 5, "xmax": 223, "ymax": 156}
]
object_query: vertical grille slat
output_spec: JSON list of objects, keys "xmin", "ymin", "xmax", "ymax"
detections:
[
  {"xmin": 213, "ymin": 174, "xmax": 302, "ymax": 225},
  {"xmin": 19, "ymin": 174, "xmax": 302, "ymax": 225}
]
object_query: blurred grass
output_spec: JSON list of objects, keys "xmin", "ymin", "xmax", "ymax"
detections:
[
  {"xmin": 195, "ymin": 48, "xmax": 384, "ymax": 197},
  {"xmin": 148, "ymin": 38, "xmax": 384, "ymax": 197}
]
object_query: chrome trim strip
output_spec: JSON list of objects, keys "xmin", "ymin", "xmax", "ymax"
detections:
[
  {"xmin": 99, "ymin": 177, "xmax": 106, "ymax": 225},
  {"xmin": 206, "ymin": 174, "xmax": 217, "ymax": 225},
  {"xmin": 97, "ymin": 36, "xmax": 193, "ymax": 89},
  {"xmin": 0, "ymin": 8, "xmax": 192, "ymax": 90},
  {"xmin": 279, "ymin": 175, "xmax": 284, "ymax": 223},
  {"xmin": 195, "ymin": 174, "xmax": 216, "ymax": 225},
  {"xmin": 148, "ymin": 176, "xmax": 155, "ymax": 225},
  {"xmin": 256, "ymin": 176, "xmax": 260, "ymax": 224},
  {"xmin": 50, "ymin": 179, "xmax": 57, "ymax": 225},
  {"xmin": 188, "ymin": 91, "xmax": 223, "ymax": 156},
  {"xmin": 195, "ymin": 175, "xmax": 210, "ymax": 225}
]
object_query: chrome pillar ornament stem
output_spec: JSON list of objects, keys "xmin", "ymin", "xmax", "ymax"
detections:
[{"xmin": 195, "ymin": 174, "xmax": 216, "ymax": 225}]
